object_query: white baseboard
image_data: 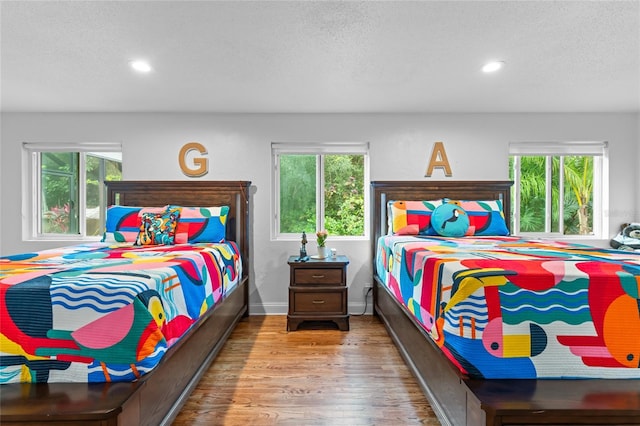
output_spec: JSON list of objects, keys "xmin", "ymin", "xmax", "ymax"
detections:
[{"xmin": 248, "ymin": 302, "xmax": 373, "ymax": 316}]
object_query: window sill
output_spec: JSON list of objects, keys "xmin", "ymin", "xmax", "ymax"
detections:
[{"xmin": 272, "ymin": 236, "xmax": 369, "ymax": 243}]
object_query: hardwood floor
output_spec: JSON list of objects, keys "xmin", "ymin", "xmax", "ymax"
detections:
[{"xmin": 173, "ymin": 315, "xmax": 440, "ymax": 425}]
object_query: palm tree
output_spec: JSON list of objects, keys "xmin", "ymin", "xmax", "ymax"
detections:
[
  {"xmin": 512, "ymin": 155, "xmax": 592, "ymax": 235},
  {"xmin": 563, "ymin": 156, "xmax": 593, "ymax": 235}
]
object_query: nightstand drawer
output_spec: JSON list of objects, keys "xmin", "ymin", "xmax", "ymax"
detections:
[
  {"xmin": 290, "ymin": 288, "xmax": 347, "ymax": 314},
  {"xmin": 293, "ymin": 268, "xmax": 343, "ymax": 285}
]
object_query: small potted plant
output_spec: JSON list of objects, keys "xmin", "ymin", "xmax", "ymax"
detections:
[{"xmin": 316, "ymin": 229, "xmax": 328, "ymax": 258}]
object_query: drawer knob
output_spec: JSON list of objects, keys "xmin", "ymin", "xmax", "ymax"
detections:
[
  {"xmin": 312, "ymin": 300, "xmax": 325, "ymax": 304},
  {"xmin": 312, "ymin": 275, "xmax": 325, "ymax": 279}
]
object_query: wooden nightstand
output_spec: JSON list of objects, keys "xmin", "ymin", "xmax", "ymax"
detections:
[{"xmin": 287, "ymin": 255, "xmax": 349, "ymax": 331}]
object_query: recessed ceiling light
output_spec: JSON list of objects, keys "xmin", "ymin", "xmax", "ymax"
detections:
[
  {"xmin": 130, "ymin": 60, "xmax": 152, "ymax": 73},
  {"xmin": 482, "ymin": 61, "xmax": 504, "ymax": 73}
]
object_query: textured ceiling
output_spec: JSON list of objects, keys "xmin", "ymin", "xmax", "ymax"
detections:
[{"xmin": 1, "ymin": 0, "xmax": 639, "ymax": 113}]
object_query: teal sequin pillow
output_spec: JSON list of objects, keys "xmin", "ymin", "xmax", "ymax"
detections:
[{"xmin": 431, "ymin": 203, "xmax": 470, "ymax": 237}]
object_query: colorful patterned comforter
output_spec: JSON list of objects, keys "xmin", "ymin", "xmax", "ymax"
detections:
[
  {"xmin": 0, "ymin": 242, "xmax": 242, "ymax": 383},
  {"xmin": 376, "ymin": 235, "xmax": 640, "ymax": 379}
]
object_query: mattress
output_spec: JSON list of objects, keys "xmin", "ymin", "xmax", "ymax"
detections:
[
  {"xmin": 0, "ymin": 241, "xmax": 241, "ymax": 383},
  {"xmin": 376, "ymin": 235, "xmax": 640, "ymax": 379}
]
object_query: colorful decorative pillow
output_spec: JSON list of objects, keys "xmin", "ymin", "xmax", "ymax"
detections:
[
  {"xmin": 387, "ymin": 200, "xmax": 444, "ymax": 235},
  {"xmin": 135, "ymin": 207, "xmax": 181, "ymax": 246},
  {"xmin": 173, "ymin": 206, "xmax": 230, "ymax": 243},
  {"xmin": 444, "ymin": 199, "xmax": 510, "ymax": 236},
  {"xmin": 431, "ymin": 203, "xmax": 470, "ymax": 237},
  {"xmin": 102, "ymin": 206, "xmax": 167, "ymax": 243}
]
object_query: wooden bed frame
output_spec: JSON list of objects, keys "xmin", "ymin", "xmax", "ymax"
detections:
[
  {"xmin": 1, "ymin": 180, "xmax": 252, "ymax": 426},
  {"xmin": 371, "ymin": 180, "xmax": 640, "ymax": 426}
]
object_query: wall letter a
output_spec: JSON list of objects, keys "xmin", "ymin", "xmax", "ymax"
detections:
[{"xmin": 425, "ymin": 141, "xmax": 452, "ymax": 177}]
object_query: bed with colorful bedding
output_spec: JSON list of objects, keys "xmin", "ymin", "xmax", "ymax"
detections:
[
  {"xmin": 371, "ymin": 180, "xmax": 640, "ymax": 426},
  {"xmin": 1, "ymin": 180, "xmax": 251, "ymax": 426}
]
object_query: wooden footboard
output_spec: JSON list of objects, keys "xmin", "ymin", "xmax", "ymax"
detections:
[{"xmin": 468, "ymin": 377, "xmax": 640, "ymax": 426}]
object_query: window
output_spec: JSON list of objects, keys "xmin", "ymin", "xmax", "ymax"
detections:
[
  {"xmin": 23, "ymin": 142, "xmax": 122, "ymax": 240},
  {"xmin": 272, "ymin": 142, "xmax": 369, "ymax": 240},
  {"xmin": 509, "ymin": 141, "xmax": 608, "ymax": 238}
]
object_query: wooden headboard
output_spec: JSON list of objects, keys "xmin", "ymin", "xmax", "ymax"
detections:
[
  {"xmin": 370, "ymin": 180, "xmax": 513, "ymax": 258},
  {"xmin": 105, "ymin": 180, "xmax": 251, "ymax": 276}
]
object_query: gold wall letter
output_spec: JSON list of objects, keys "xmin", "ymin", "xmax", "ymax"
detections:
[
  {"xmin": 179, "ymin": 142, "xmax": 208, "ymax": 177},
  {"xmin": 425, "ymin": 141, "xmax": 452, "ymax": 177}
]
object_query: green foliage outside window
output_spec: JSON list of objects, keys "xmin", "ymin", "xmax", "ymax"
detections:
[
  {"xmin": 279, "ymin": 155, "xmax": 316, "ymax": 234},
  {"xmin": 41, "ymin": 152, "xmax": 78, "ymax": 234},
  {"xmin": 510, "ymin": 155, "xmax": 593, "ymax": 235},
  {"xmin": 279, "ymin": 154, "xmax": 365, "ymax": 236},
  {"xmin": 41, "ymin": 152, "xmax": 122, "ymax": 235}
]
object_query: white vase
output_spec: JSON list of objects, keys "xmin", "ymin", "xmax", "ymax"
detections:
[{"xmin": 316, "ymin": 246, "xmax": 329, "ymax": 259}]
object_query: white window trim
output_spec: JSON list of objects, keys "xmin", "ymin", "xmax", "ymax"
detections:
[
  {"xmin": 22, "ymin": 142, "xmax": 122, "ymax": 242},
  {"xmin": 509, "ymin": 141, "xmax": 608, "ymax": 239},
  {"xmin": 271, "ymin": 142, "xmax": 370, "ymax": 241}
]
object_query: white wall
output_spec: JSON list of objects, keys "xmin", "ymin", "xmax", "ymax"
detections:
[
  {"xmin": 637, "ymin": 112, "xmax": 640, "ymax": 221},
  {"xmin": 0, "ymin": 113, "xmax": 3, "ymax": 256},
  {"xmin": 1, "ymin": 112, "xmax": 638, "ymax": 315}
]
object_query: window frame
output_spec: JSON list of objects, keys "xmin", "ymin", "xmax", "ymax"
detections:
[
  {"xmin": 509, "ymin": 141, "xmax": 608, "ymax": 239},
  {"xmin": 271, "ymin": 142, "xmax": 370, "ymax": 242},
  {"xmin": 22, "ymin": 142, "xmax": 122, "ymax": 242}
]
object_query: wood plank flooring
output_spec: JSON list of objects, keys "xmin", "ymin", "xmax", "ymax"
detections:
[{"xmin": 172, "ymin": 315, "xmax": 440, "ymax": 425}]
